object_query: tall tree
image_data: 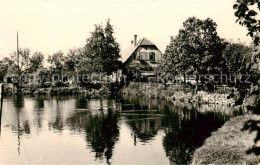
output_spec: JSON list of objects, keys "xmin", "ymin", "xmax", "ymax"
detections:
[
  {"xmin": 103, "ymin": 19, "xmax": 121, "ymax": 75},
  {"xmin": 164, "ymin": 17, "xmax": 226, "ymax": 85},
  {"xmin": 84, "ymin": 24, "xmax": 105, "ymax": 73},
  {"xmin": 84, "ymin": 19, "xmax": 121, "ymax": 75}
]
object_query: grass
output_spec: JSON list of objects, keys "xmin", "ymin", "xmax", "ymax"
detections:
[{"xmin": 191, "ymin": 115, "xmax": 260, "ymax": 164}]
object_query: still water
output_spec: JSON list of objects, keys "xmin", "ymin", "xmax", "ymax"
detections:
[{"xmin": 0, "ymin": 95, "xmax": 240, "ymax": 165}]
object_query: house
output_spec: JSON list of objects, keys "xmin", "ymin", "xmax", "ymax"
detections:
[{"xmin": 123, "ymin": 35, "xmax": 162, "ymax": 81}]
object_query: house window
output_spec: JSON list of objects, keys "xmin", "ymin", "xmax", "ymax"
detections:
[
  {"xmin": 136, "ymin": 53, "xmax": 140, "ymax": 60},
  {"xmin": 140, "ymin": 52, "xmax": 147, "ymax": 60},
  {"xmin": 149, "ymin": 52, "xmax": 155, "ymax": 61},
  {"xmin": 133, "ymin": 52, "xmax": 136, "ymax": 60},
  {"xmin": 145, "ymin": 53, "xmax": 149, "ymax": 60}
]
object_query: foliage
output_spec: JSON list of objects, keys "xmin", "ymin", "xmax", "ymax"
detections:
[
  {"xmin": 163, "ymin": 17, "xmax": 226, "ymax": 83},
  {"xmin": 84, "ymin": 24, "xmax": 105, "ymax": 73},
  {"xmin": 11, "ymin": 48, "xmax": 30, "ymax": 74},
  {"xmin": 28, "ymin": 52, "xmax": 44, "ymax": 73},
  {"xmin": 233, "ymin": 0, "xmax": 260, "ymax": 45},
  {"xmin": 103, "ymin": 19, "xmax": 121, "ymax": 74},
  {"xmin": 64, "ymin": 48, "xmax": 83, "ymax": 73},
  {"xmin": 222, "ymin": 41, "xmax": 252, "ymax": 75},
  {"xmin": 249, "ymin": 45, "xmax": 260, "ymax": 84},
  {"xmin": 0, "ymin": 60, "xmax": 8, "ymax": 82},
  {"xmin": 9, "ymin": 48, "xmax": 45, "ymax": 75},
  {"xmin": 47, "ymin": 51, "xmax": 65, "ymax": 75},
  {"xmin": 84, "ymin": 19, "xmax": 121, "ymax": 75},
  {"xmin": 161, "ymin": 36, "xmax": 180, "ymax": 74}
]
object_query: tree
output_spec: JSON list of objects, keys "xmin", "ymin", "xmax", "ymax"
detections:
[
  {"xmin": 47, "ymin": 51, "xmax": 65, "ymax": 75},
  {"xmin": 164, "ymin": 17, "xmax": 226, "ymax": 86},
  {"xmin": 0, "ymin": 57, "xmax": 15, "ymax": 76},
  {"xmin": 11, "ymin": 48, "xmax": 31, "ymax": 74},
  {"xmin": 248, "ymin": 44, "xmax": 260, "ymax": 84},
  {"xmin": 84, "ymin": 19, "xmax": 121, "ymax": 75},
  {"xmin": 64, "ymin": 48, "xmax": 83, "ymax": 73},
  {"xmin": 233, "ymin": 0, "xmax": 260, "ymax": 45},
  {"xmin": 28, "ymin": 52, "xmax": 44, "ymax": 73},
  {"xmin": 0, "ymin": 60, "xmax": 8, "ymax": 82},
  {"xmin": 9, "ymin": 49, "xmax": 44, "ymax": 75},
  {"xmin": 161, "ymin": 36, "xmax": 179, "ymax": 74},
  {"xmin": 103, "ymin": 19, "xmax": 121, "ymax": 75},
  {"xmin": 223, "ymin": 41, "xmax": 252, "ymax": 75},
  {"xmin": 84, "ymin": 24, "xmax": 105, "ymax": 73}
]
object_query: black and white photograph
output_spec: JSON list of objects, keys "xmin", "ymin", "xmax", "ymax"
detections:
[{"xmin": 0, "ymin": 0, "xmax": 259, "ymax": 164}]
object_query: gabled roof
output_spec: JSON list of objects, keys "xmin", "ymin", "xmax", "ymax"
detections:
[
  {"xmin": 138, "ymin": 38, "xmax": 155, "ymax": 46},
  {"xmin": 123, "ymin": 37, "xmax": 162, "ymax": 63}
]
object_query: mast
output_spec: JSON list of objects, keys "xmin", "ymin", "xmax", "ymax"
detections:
[
  {"xmin": 16, "ymin": 31, "xmax": 20, "ymax": 92},
  {"xmin": 17, "ymin": 31, "xmax": 19, "ymax": 70}
]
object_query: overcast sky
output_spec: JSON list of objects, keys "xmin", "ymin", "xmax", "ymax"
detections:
[{"xmin": 0, "ymin": 0, "xmax": 252, "ymax": 61}]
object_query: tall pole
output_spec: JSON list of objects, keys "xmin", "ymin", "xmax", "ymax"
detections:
[
  {"xmin": 17, "ymin": 31, "xmax": 20, "ymax": 92},
  {"xmin": 17, "ymin": 31, "xmax": 19, "ymax": 70}
]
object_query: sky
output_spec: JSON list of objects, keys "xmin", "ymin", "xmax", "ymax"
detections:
[{"xmin": 0, "ymin": 0, "xmax": 252, "ymax": 61}]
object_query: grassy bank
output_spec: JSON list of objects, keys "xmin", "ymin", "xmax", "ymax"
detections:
[
  {"xmin": 3, "ymin": 82, "xmax": 122, "ymax": 96},
  {"xmin": 191, "ymin": 115, "xmax": 260, "ymax": 164},
  {"xmin": 122, "ymin": 82, "xmax": 236, "ymax": 106}
]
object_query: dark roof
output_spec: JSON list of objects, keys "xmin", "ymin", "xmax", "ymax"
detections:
[
  {"xmin": 123, "ymin": 37, "xmax": 161, "ymax": 63},
  {"xmin": 138, "ymin": 38, "xmax": 155, "ymax": 46}
]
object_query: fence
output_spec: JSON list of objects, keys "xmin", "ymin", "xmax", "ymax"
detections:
[{"xmin": 214, "ymin": 85, "xmax": 235, "ymax": 94}]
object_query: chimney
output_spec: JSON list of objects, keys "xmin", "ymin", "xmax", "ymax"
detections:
[
  {"xmin": 131, "ymin": 40, "xmax": 133, "ymax": 45},
  {"xmin": 134, "ymin": 35, "xmax": 137, "ymax": 47}
]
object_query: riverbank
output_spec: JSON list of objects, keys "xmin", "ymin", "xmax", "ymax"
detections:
[
  {"xmin": 2, "ymin": 83, "xmax": 121, "ymax": 96},
  {"xmin": 191, "ymin": 115, "xmax": 260, "ymax": 164},
  {"xmin": 122, "ymin": 82, "xmax": 236, "ymax": 106}
]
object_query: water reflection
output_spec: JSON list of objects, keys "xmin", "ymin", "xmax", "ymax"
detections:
[
  {"xmin": 122, "ymin": 96, "xmax": 232, "ymax": 164},
  {"xmin": 161, "ymin": 106, "xmax": 226, "ymax": 164},
  {"xmin": 85, "ymin": 109, "xmax": 119, "ymax": 164},
  {"xmin": 0, "ymin": 95, "xmax": 237, "ymax": 165}
]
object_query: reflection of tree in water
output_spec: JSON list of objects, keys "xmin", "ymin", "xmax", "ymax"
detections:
[
  {"xmin": 36, "ymin": 96, "xmax": 44, "ymax": 109},
  {"xmin": 161, "ymin": 106, "xmax": 227, "ymax": 164},
  {"xmin": 13, "ymin": 94, "xmax": 24, "ymax": 109},
  {"xmin": 85, "ymin": 109, "xmax": 119, "ymax": 164},
  {"xmin": 34, "ymin": 96, "xmax": 45, "ymax": 130},
  {"xmin": 76, "ymin": 95, "xmax": 88, "ymax": 109},
  {"xmin": 121, "ymin": 96, "xmax": 171, "ymax": 143},
  {"xmin": 12, "ymin": 95, "xmax": 31, "ymax": 135},
  {"xmin": 48, "ymin": 99, "xmax": 64, "ymax": 131},
  {"xmin": 11, "ymin": 95, "xmax": 31, "ymax": 155},
  {"xmin": 67, "ymin": 111, "xmax": 91, "ymax": 132},
  {"xmin": 125, "ymin": 115, "xmax": 161, "ymax": 143}
]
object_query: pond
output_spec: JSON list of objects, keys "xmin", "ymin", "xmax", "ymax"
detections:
[{"xmin": 0, "ymin": 94, "xmax": 241, "ymax": 165}]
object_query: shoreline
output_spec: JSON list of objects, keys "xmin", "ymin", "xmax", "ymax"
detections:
[
  {"xmin": 2, "ymin": 82, "xmax": 259, "ymax": 164},
  {"xmin": 191, "ymin": 115, "xmax": 260, "ymax": 164},
  {"xmin": 122, "ymin": 82, "xmax": 237, "ymax": 106}
]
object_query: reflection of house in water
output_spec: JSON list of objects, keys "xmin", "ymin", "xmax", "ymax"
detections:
[{"xmin": 123, "ymin": 35, "xmax": 162, "ymax": 81}]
